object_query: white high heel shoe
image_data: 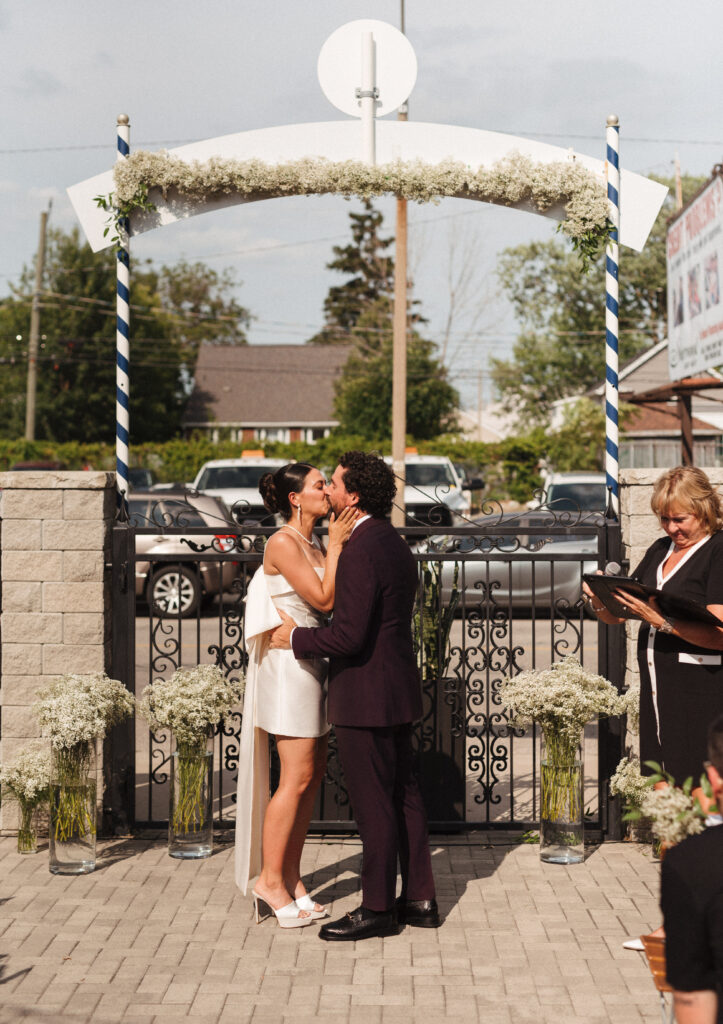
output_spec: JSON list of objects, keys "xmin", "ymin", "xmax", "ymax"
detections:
[
  {"xmin": 294, "ymin": 893, "xmax": 328, "ymax": 919},
  {"xmin": 252, "ymin": 889, "xmax": 313, "ymax": 929}
]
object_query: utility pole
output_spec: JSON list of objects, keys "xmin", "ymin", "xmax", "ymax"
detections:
[
  {"xmin": 390, "ymin": 0, "xmax": 408, "ymax": 528},
  {"xmin": 477, "ymin": 369, "xmax": 483, "ymax": 440},
  {"xmin": 25, "ymin": 206, "xmax": 50, "ymax": 441}
]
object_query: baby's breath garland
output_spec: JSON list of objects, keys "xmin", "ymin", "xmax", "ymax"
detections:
[{"xmin": 98, "ymin": 150, "xmax": 611, "ymax": 269}]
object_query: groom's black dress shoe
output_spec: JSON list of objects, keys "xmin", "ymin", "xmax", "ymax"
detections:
[
  {"xmin": 319, "ymin": 906, "xmax": 399, "ymax": 941},
  {"xmin": 395, "ymin": 897, "xmax": 440, "ymax": 928}
]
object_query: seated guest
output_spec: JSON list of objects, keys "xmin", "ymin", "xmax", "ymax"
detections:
[{"xmin": 660, "ymin": 713, "xmax": 723, "ymax": 1024}]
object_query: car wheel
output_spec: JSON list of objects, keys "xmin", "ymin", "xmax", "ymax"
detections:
[{"xmin": 149, "ymin": 565, "xmax": 201, "ymax": 618}]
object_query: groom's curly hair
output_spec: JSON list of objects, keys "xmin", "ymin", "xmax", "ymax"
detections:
[{"xmin": 339, "ymin": 451, "xmax": 396, "ymax": 519}]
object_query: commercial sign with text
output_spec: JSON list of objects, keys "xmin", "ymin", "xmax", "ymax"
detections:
[{"xmin": 667, "ymin": 174, "xmax": 723, "ymax": 380}]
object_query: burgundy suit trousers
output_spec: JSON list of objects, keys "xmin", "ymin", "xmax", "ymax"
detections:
[{"xmin": 335, "ymin": 722, "xmax": 436, "ymax": 911}]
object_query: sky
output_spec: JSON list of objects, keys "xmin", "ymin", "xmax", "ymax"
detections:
[{"xmin": 3, "ymin": 0, "xmax": 723, "ymax": 411}]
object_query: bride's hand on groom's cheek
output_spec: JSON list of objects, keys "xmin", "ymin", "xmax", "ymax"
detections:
[{"xmin": 328, "ymin": 506, "xmax": 359, "ymax": 546}]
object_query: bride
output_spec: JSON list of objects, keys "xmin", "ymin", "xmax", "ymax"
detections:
[{"xmin": 234, "ymin": 462, "xmax": 357, "ymax": 928}]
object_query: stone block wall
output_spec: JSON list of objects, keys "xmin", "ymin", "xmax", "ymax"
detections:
[{"xmin": 0, "ymin": 471, "xmax": 115, "ymax": 832}]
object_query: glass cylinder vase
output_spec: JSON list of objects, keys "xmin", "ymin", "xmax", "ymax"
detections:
[
  {"xmin": 168, "ymin": 733, "xmax": 213, "ymax": 859},
  {"xmin": 17, "ymin": 800, "xmax": 40, "ymax": 855},
  {"xmin": 539, "ymin": 728, "xmax": 584, "ymax": 864},
  {"xmin": 49, "ymin": 740, "xmax": 97, "ymax": 875}
]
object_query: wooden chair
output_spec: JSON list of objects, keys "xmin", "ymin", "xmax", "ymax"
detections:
[{"xmin": 641, "ymin": 934, "xmax": 675, "ymax": 1024}]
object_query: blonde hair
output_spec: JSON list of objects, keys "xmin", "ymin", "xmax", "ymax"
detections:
[{"xmin": 650, "ymin": 466, "xmax": 723, "ymax": 534}]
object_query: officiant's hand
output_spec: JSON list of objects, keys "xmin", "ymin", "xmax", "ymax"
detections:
[
  {"xmin": 613, "ymin": 588, "xmax": 663, "ymax": 626},
  {"xmin": 269, "ymin": 609, "xmax": 297, "ymax": 650},
  {"xmin": 582, "ymin": 570, "xmax": 603, "ymax": 603}
]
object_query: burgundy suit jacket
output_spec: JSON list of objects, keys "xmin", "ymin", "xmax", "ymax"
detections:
[{"xmin": 291, "ymin": 516, "xmax": 422, "ymax": 727}]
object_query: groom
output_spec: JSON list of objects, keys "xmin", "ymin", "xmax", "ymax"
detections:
[{"xmin": 270, "ymin": 450, "xmax": 438, "ymax": 940}]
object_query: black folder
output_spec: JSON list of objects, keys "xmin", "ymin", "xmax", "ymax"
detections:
[{"xmin": 582, "ymin": 573, "xmax": 723, "ymax": 625}]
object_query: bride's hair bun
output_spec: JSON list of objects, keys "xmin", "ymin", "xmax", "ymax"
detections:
[
  {"xmin": 259, "ymin": 473, "xmax": 280, "ymax": 514},
  {"xmin": 258, "ymin": 463, "xmax": 315, "ymax": 520}
]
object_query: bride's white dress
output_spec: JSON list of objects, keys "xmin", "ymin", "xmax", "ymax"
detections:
[{"xmin": 234, "ymin": 555, "xmax": 329, "ymax": 894}]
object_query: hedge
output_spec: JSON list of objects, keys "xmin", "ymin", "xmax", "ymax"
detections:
[{"xmin": 0, "ymin": 433, "xmax": 559, "ymax": 504}]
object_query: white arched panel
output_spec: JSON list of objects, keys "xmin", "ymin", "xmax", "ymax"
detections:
[{"xmin": 68, "ymin": 119, "xmax": 667, "ymax": 253}]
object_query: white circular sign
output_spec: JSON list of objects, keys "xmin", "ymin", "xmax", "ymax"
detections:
[{"xmin": 317, "ymin": 19, "xmax": 417, "ymax": 118}]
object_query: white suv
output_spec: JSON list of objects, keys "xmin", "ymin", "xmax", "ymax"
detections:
[
  {"xmin": 536, "ymin": 471, "xmax": 608, "ymax": 512},
  {"xmin": 191, "ymin": 456, "xmax": 287, "ymax": 524},
  {"xmin": 385, "ymin": 454, "xmax": 471, "ymax": 526}
]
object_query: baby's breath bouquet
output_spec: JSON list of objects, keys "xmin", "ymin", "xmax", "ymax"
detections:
[
  {"xmin": 639, "ymin": 784, "xmax": 706, "ymax": 848},
  {"xmin": 138, "ymin": 664, "xmax": 244, "ymax": 754},
  {"xmin": 610, "ymin": 756, "xmax": 651, "ymax": 809},
  {"xmin": 500, "ymin": 657, "xmax": 622, "ymax": 765},
  {"xmin": 33, "ymin": 673, "xmax": 135, "ymax": 871},
  {"xmin": 0, "ymin": 743, "xmax": 51, "ymax": 854},
  {"xmin": 138, "ymin": 665, "xmax": 244, "ymax": 852},
  {"xmin": 618, "ymin": 684, "xmax": 640, "ymax": 736},
  {"xmin": 500, "ymin": 657, "xmax": 623, "ymax": 861}
]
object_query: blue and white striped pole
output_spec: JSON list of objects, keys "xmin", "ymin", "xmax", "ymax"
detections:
[
  {"xmin": 115, "ymin": 114, "xmax": 130, "ymax": 516},
  {"xmin": 605, "ymin": 114, "xmax": 620, "ymax": 516}
]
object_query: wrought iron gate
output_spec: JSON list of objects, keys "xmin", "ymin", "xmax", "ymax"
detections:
[{"xmin": 108, "ymin": 498, "xmax": 624, "ymax": 838}]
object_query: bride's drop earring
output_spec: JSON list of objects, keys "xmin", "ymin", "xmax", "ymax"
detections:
[{"xmin": 297, "ymin": 505, "xmax": 303, "ymax": 528}]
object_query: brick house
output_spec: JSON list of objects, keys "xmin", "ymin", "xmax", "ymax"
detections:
[
  {"xmin": 589, "ymin": 340, "xmax": 723, "ymax": 468},
  {"xmin": 182, "ymin": 343, "xmax": 352, "ymax": 444}
]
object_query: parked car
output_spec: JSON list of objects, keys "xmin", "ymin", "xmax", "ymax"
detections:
[
  {"xmin": 414, "ymin": 514, "xmax": 600, "ymax": 612},
  {"xmin": 129, "ymin": 491, "xmax": 240, "ymax": 617},
  {"xmin": 191, "ymin": 456, "xmax": 287, "ymax": 523},
  {"xmin": 128, "ymin": 467, "xmax": 157, "ymax": 490},
  {"xmin": 384, "ymin": 454, "xmax": 479, "ymax": 526},
  {"xmin": 532, "ymin": 472, "xmax": 608, "ymax": 512}
]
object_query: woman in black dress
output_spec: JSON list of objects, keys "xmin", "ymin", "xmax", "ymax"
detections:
[{"xmin": 584, "ymin": 466, "xmax": 723, "ymax": 783}]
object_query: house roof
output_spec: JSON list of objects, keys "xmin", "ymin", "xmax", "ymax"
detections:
[
  {"xmin": 183, "ymin": 343, "xmax": 352, "ymax": 427},
  {"xmin": 624, "ymin": 401, "xmax": 721, "ymax": 437}
]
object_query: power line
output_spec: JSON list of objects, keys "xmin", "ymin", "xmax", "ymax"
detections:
[{"xmin": 2, "ymin": 131, "xmax": 723, "ymax": 156}]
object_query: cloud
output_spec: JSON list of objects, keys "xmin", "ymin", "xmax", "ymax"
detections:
[
  {"xmin": 93, "ymin": 49, "xmax": 117, "ymax": 69},
  {"xmin": 13, "ymin": 67, "xmax": 65, "ymax": 97},
  {"xmin": 28, "ymin": 185, "xmax": 62, "ymax": 204}
]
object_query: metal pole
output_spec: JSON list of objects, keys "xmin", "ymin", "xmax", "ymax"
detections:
[
  {"xmin": 25, "ymin": 208, "xmax": 49, "ymax": 441},
  {"xmin": 391, "ymin": 3, "xmax": 409, "ymax": 528},
  {"xmin": 359, "ymin": 32, "xmax": 376, "ymax": 165},
  {"xmin": 116, "ymin": 114, "xmax": 131, "ymax": 516},
  {"xmin": 391, "ymin": 196, "xmax": 408, "ymax": 528},
  {"xmin": 605, "ymin": 115, "xmax": 620, "ymax": 516}
]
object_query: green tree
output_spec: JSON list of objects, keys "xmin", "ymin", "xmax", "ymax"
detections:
[
  {"xmin": 491, "ymin": 174, "xmax": 705, "ymax": 424},
  {"xmin": 333, "ymin": 298, "xmax": 458, "ymax": 440},
  {"xmin": 310, "ymin": 200, "xmax": 453, "ymax": 438},
  {"xmin": 0, "ymin": 227, "xmax": 250, "ymax": 442},
  {"xmin": 308, "ymin": 200, "xmax": 395, "ymax": 344},
  {"xmin": 152, "ymin": 259, "xmax": 250, "ymax": 359}
]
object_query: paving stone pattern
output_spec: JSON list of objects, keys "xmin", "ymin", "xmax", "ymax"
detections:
[{"xmin": 0, "ymin": 835, "xmax": 666, "ymax": 1024}]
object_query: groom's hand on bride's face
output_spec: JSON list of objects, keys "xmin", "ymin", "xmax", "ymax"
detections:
[{"xmin": 269, "ymin": 609, "xmax": 297, "ymax": 650}]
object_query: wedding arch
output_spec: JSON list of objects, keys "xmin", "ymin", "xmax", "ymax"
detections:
[{"xmin": 67, "ymin": 19, "xmax": 667, "ymax": 513}]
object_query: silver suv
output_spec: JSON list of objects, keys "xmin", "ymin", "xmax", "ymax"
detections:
[{"xmin": 129, "ymin": 491, "xmax": 239, "ymax": 617}]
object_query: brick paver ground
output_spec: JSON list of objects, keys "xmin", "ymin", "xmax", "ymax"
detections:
[{"xmin": 0, "ymin": 834, "xmax": 665, "ymax": 1024}]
